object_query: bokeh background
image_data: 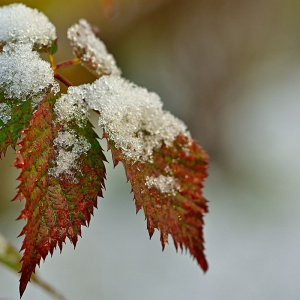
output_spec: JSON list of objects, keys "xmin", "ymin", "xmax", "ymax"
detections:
[{"xmin": 1, "ymin": 0, "xmax": 300, "ymax": 299}]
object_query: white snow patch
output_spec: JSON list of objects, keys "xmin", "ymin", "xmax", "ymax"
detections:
[
  {"xmin": 52, "ymin": 87, "xmax": 91, "ymax": 181},
  {"xmin": 146, "ymin": 175, "xmax": 180, "ymax": 196},
  {"xmin": 0, "ymin": 43, "xmax": 59, "ymax": 100},
  {"xmin": 54, "ymin": 86, "xmax": 89, "ymax": 126},
  {"xmin": 0, "ymin": 103, "xmax": 11, "ymax": 127},
  {"xmin": 0, "ymin": 3, "xmax": 56, "ymax": 47},
  {"xmin": 49, "ymin": 130, "xmax": 91, "ymax": 179},
  {"xmin": 67, "ymin": 19, "xmax": 121, "ymax": 77},
  {"xmin": 79, "ymin": 75, "xmax": 190, "ymax": 162}
]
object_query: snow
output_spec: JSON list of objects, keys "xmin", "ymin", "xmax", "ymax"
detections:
[
  {"xmin": 49, "ymin": 130, "xmax": 91, "ymax": 179},
  {"xmin": 145, "ymin": 175, "xmax": 180, "ymax": 196},
  {"xmin": 0, "ymin": 3, "xmax": 56, "ymax": 48},
  {"xmin": 0, "ymin": 103, "xmax": 12, "ymax": 128},
  {"xmin": 79, "ymin": 75, "xmax": 190, "ymax": 162},
  {"xmin": 67, "ymin": 19, "xmax": 121, "ymax": 77},
  {"xmin": 0, "ymin": 43, "xmax": 59, "ymax": 100},
  {"xmin": 54, "ymin": 86, "xmax": 89, "ymax": 127},
  {"xmin": 51, "ymin": 87, "xmax": 91, "ymax": 180}
]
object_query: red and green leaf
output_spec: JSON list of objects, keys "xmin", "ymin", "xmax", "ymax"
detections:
[
  {"xmin": 0, "ymin": 93, "xmax": 34, "ymax": 158},
  {"xmin": 105, "ymin": 132, "xmax": 209, "ymax": 271},
  {"xmin": 14, "ymin": 93, "xmax": 106, "ymax": 297}
]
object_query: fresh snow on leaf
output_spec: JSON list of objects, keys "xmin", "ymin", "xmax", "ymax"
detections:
[
  {"xmin": 0, "ymin": 103, "xmax": 11, "ymax": 128},
  {"xmin": 0, "ymin": 4, "xmax": 210, "ymax": 296},
  {"xmin": 68, "ymin": 19, "xmax": 121, "ymax": 77},
  {"xmin": 80, "ymin": 75, "xmax": 189, "ymax": 162},
  {"xmin": 54, "ymin": 86, "xmax": 89, "ymax": 127},
  {"xmin": 0, "ymin": 44, "xmax": 59, "ymax": 100},
  {"xmin": 49, "ymin": 130, "xmax": 91, "ymax": 179},
  {"xmin": 0, "ymin": 3, "xmax": 56, "ymax": 48},
  {"xmin": 52, "ymin": 87, "xmax": 92, "ymax": 180},
  {"xmin": 145, "ymin": 175, "xmax": 180, "ymax": 196}
]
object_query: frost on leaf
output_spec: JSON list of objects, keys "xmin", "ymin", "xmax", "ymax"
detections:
[
  {"xmin": 68, "ymin": 19, "xmax": 121, "ymax": 77},
  {"xmin": 14, "ymin": 93, "xmax": 106, "ymax": 297},
  {"xmin": 0, "ymin": 3, "xmax": 57, "ymax": 51},
  {"xmin": 82, "ymin": 75, "xmax": 209, "ymax": 270}
]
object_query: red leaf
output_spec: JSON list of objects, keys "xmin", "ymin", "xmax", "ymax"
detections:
[
  {"xmin": 105, "ymin": 131, "xmax": 209, "ymax": 271},
  {"xmin": 14, "ymin": 93, "xmax": 106, "ymax": 297}
]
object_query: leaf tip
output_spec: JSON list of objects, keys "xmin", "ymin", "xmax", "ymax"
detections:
[{"xmin": 19, "ymin": 280, "xmax": 27, "ymax": 298}]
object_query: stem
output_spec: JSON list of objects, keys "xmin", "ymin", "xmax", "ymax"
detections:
[
  {"xmin": 54, "ymin": 58, "xmax": 80, "ymax": 71},
  {"xmin": 48, "ymin": 54, "xmax": 55, "ymax": 71},
  {"xmin": 54, "ymin": 73, "xmax": 73, "ymax": 87},
  {"xmin": 31, "ymin": 274, "xmax": 66, "ymax": 300}
]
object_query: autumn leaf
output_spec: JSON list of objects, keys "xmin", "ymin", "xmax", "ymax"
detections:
[
  {"xmin": 14, "ymin": 93, "xmax": 106, "ymax": 297},
  {"xmin": 106, "ymin": 132, "xmax": 209, "ymax": 270},
  {"xmin": 77, "ymin": 75, "xmax": 210, "ymax": 271}
]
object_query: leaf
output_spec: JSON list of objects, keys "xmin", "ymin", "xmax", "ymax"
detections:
[
  {"xmin": 37, "ymin": 38, "xmax": 58, "ymax": 55},
  {"xmin": 105, "ymin": 131, "xmax": 209, "ymax": 271},
  {"xmin": 67, "ymin": 19, "xmax": 121, "ymax": 77},
  {"xmin": 14, "ymin": 93, "xmax": 106, "ymax": 297},
  {"xmin": 0, "ymin": 93, "xmax": 34, "ymax": 158}
]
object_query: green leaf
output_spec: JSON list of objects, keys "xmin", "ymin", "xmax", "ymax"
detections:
[
  {"xmin": 0, "ymin": 92, "xmax": 34, "ymax": 158},
  {"xmin": 37, "ymin": 38, "xmax": 58, "ymax": 55}
]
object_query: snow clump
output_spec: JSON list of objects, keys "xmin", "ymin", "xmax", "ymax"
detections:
[
  {"xmin": 0, "ymin": 44, "xmax": 59, "ymax": 100},
  {"xmin": 54, "ymin": 86, "xmax": 89, "ymax": 127},
  {"xmin": 49, "ymin": 130, "xmax": 91, "ymax": 179},
  {"xmin": 68, "ymin": 19, "xmax": 121, "ymax": 77},
  {"xmin": 80, "ymin": 75, "xmax": 190, "ymax": 162},
  {"xmin": 0, "ymin": 3, "xmax": 56, "ymax": 48},
  {"xmin": 146, "ymin": 175, "xmax": 180, "ymax": 196}
]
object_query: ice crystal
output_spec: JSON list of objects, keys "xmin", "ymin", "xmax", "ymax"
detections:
[
  {"xmin": 0, "ymin": 3, "xmax": 56, "ymax": 48},
  {"xmin": 54, "ymin": 87, "xmax": 89, "ymax": 127},
  {"xmin": 68, "ymin": 19, "xmax": 121, "ymax": 77},
  {"xmin": 0, "ymin": 44, "xmax": 59, "ymax": 100},
  {"xmin": 49, "ymin": 130, "xmax": 91, "ymax": 178},
  {"xmin": 80, "ymin": 76, "xmax": 189, "ymax": 162},
  {"xmin": 145, "ymin": 175, "xmax": 180, "ymax": 196},
  {"xmin": 0, "ymin": 103, "xmax": 12, "ymax": 128}
]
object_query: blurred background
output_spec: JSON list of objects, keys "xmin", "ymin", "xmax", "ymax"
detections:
[{"xmin": 1, "ymin": 0, "xmax": 300, "ymax": 299}]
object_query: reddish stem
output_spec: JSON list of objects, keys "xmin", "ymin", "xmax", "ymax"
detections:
[
  {"xmin": 54, "ymin": 73, "xmax": 72, "ymax": 87},
  {"xmin": 54, "ymin": 58, "xmax": 80, "ymax": 71}
]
